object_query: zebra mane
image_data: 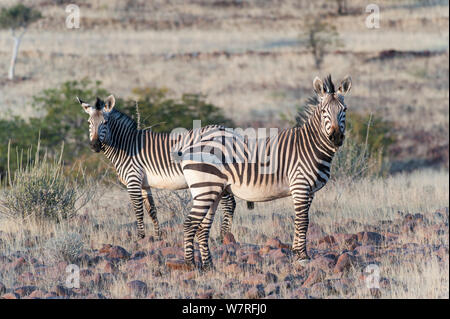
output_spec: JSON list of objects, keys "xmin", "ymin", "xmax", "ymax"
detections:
[
  {"xmin": 295, "ymin": 95, "xmax": 319, "ymax": 128},
  {"xmin": 323, "ymin": 74, "xmax": 336, "ymax": 94},
  {"xmin": 109, "ymin": 108, "xmax": 138, "ymax": 130}
]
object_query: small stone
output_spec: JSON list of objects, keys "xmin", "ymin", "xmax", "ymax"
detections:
[
  {"xmin": 246, "ymin": 253, "xmax": 263, "ymax": 265},
  {"xmin": 302, "ymin": 269, "xmax": 326, "ymax": 288},
  {"xmin": 223, "ymin": 232, "xmax": 236, "ymax": 245},
  {"xmin": 107, "ymin": 246, "xmax": 130, "ymax": 260},
  {"xmin": 318, "ymin": 235, "xmax": 336, "ymax": 245},
  {"xmin": 127, "ymin": 280, "xmax": 148, "ymax": 298},
  {"xmin": 54, "ymin": 285, "xmax": 74, "ymax": 297},
  {"xmin": 198, "ymin": 289, "xmax": 214, "ymax": 299},
  {"xmin": 29, "ymin": 289, "xmax": 46, "ymax": 299},
  {"xmin": 357, "ymin": 232, "xmax": 384, "ymax": 246},
  {"xmin": 333, "ymin": 253, "xmax": 357, "ymax": 273},
  {"xmin": 259, "ymin": 245, "xmax": 272, "ymax": 255},
  {"xmin": 1, "ymin": 292, "xmax": 20, "ymax": 299},
  {"xmin": 12, "ymin": 257, "xmax": 27, "ymax": 272},
  {"xmin": 166, "ymin": 259, "xmax": 192, "ymax": 271},
  {"xmin": 14, "ymin": 286, "xmax": 37, "ymax": 297},
  {"xmin": 246, "ymin": 285, "xmax": 265, "ymax": 299}
]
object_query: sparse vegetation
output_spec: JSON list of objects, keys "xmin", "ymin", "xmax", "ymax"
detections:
[
  {"xmin": 0, "ymin": 3, "xmax": 42, "ymax": 80},
  {"xmin": 301, "ymin": 17, "xmax": 343, "ymax": 69},
  {"xmin": 43, "ymin": 231, "xmax": 84, "ymax": 264},
  {"xmin": 0, "ymin": 142, "xmax": 94, "ymax": 224}
]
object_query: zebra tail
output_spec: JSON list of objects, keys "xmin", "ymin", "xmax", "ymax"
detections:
[{"xmin": 247, "ymin": 201, "xmax": 255, "ymax": 210}]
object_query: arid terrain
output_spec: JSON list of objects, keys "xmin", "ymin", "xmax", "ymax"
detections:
[
  {"xmin": 0, "ymin": 0, "xmax": 448, "ymax": 299},
  {"xmin": 0, "ymin": 169, "xmax": 448, "ymax": 299}
]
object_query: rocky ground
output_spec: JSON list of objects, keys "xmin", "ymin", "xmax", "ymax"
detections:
[{"xmin": 0, "ymin": 206, "xmax": 448, "ymax": 299}]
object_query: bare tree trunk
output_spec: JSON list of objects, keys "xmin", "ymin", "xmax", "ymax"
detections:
[{"xmin": 8, "ymin": 29, "xmax": 25, "ymax": 81}]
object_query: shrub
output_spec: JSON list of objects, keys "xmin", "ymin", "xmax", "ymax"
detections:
[
  {"xmin": 0, "ymin": 142, "xmax": 94, "ymax": 224},
  {"xmin": 331, "ymin": 113, "xmax": 394, "ymax": 180},
  {"xmin": 122, "ymin": 87, "xmax": 234, "ymax": 132},
  {"xmin": 42, "ymin": 231, "xmax": 84, "ymax": 264},
  {"xmin": 300, "ymin": 17, "xmax": 343, "ymax": 69}
]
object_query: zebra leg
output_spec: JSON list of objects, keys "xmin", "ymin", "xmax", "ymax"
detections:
[
  {"xmin": 197, "ymin": 196, "xmax": 222, "ymax": 271},
  {"xmin": 127, "ymin": 181, "xmax": 146, "ymax": 239},
  {"xmin": 142, "ymin": 188, "xmax": 162, "ymax": 240},
  {"xmin": 290, "ymin": 181, "xmax": 313, "ymax": 263},
  {"xmin": 183, "ymin": 190, "xmax": 223, "ymax": 269},
  {"xmin": 219, "ymin": 192, "xmax": 236, "ymax": 242}
]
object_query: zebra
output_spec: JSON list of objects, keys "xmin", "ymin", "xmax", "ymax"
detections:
[
  {"xmin": 77, "ymin": 95, "xmax": 250, "ymax": 241},
  {"xmin": 176, "ymin": 75, "xmax": 352, "ymax": 269}
]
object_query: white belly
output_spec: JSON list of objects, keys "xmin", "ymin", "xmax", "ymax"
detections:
[
  {"xmin": 229, "ymin": 183, "xmax": 291, "ymax": 202},
  {"xmin": 144, "ymin": 171, "xmax": 187, "ymax": 190}
]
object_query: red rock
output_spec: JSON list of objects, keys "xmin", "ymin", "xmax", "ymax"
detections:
[
  {"xmin": 259, "ymin": 245, "xmax": 272, "ymax": 255},
  {"xmin": 246, "ymin": 253, "xmax": 263, "ymax": 265},
  {"xmin": 99, "ymin": 244, "xmax": 112, "ymax": 254},
  {"xmin": 268, "ymin": 248, "xmax": 289, "ymax": 260},
  {"xmin": 354, "ymin": 245, "xmax": 377, "ymax": 257},
  {"xmin": 160, "ymin": 247, "xmax": 183, "ymax": 257},
  {"xmin": 242, "ymin": 274, "xmax": 265, "ymax": 286},
  {"xmin": 265, "ymin": 237, "xmax": 289, "ymax": 249},
  {"xmin": 246, "ymin": 286, "xmax": 265, "ymax": 299},
  {"xmin": 103, "ymin": 261, "xmax": 118, "ymax": 273},
  {"xmin": 12, "ymin": 257, "xmax": 27, "ymax": 272},
  {"xmin": 166, "ymin": 259, "xmax": 192, "ymax": 271},
  {"xmin": 127, "ymin": 280, "xmax": 148, "ymax": 298},
  {"xmin": 1, "ymin": 292, "xmax": 20, "ymax": 299},
  {"xmin": 333, "ymin": 253, "xmax": 357, "ymax": 273},
  {"xmin": 223, "ymin": 263, "xmax": 240, "ymax": 274},
  {"xmin": 357, "ymin": 232, "xmax": 384, "ymax": 246},
  {"xmin": 54, "ymin": 285, "xmax": 75, "ymax": 297},
  {"xmin": 223, "ymin": 232, "xmax": 236, "ymax": 245},
  {"xmin": 29, "ymin": 289, "xmax": 46, "ymax": 298},
  {"xmin": 18, "ymin": 272, "xmax": 35, "ymax": 284},
  {"xmin": 308, "ymin": 255, "xmax": 336, "ymax": 272},
  {"xmin": 198, "ymin": 289, "xmax": 214, "ymax": 299},
  {"xmin": 302, "ymin": 269, "xmax": 326, "ymax": 288},
  {"xmin": 318, "ymin": 235, "xmax": 336, "ymax": 245},
  {"xmin": 107, "ymin": 246, "xmax": 130, "ymax": 259},
  {"xmin": 14, "ymin": 285, "xmax": 37, "ymax": 297}
]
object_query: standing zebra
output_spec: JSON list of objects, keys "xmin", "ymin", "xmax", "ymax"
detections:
[
  {"xmin": 177, "ymin": 75, "xmax": 352, "ymax": 269},
  {"xmin": 78, "ymin": 95, "xmax": 247, "ymax": 241}
]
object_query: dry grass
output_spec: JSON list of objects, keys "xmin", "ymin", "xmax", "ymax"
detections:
[{"xmin": 0, "ymin": 169, "xmax": 447, "ymax": 298}]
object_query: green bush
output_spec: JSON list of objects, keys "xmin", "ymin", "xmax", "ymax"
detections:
[
  {"xmin": 331, "ymin": 113, "xmax": 394, "ymax": 180},
  {"xmin": 0, "ymin": 80, "xmax": 234, "ymax": 181},
  {"xmin": 0, "ymin": 142, "xmax": 93, "ymax": 224},
  {"xmin": 122, "ymin": 87, "xmax": 234, "ymax": 132}
]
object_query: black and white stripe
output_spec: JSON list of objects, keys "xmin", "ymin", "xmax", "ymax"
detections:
[
  {"xmin": 177, "ymin": 75, "xmax": 352, "ymax": 269},
  {"xmin": 79, "ymin": 96, "xmax": 244, "ymax": 241}
]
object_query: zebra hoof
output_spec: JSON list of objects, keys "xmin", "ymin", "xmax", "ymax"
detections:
[{"xmin": 200, "ymin": 263, "xmax": 215, "ymax": 273}]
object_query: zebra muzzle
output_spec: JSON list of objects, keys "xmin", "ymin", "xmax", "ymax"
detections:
[
  {"xmin": 90, "ymin": 139, "xmax": 102, "ymax": 152},
  {"xmin": 329, "ymin": 130, "xmax": 344, "ymax": 147}
]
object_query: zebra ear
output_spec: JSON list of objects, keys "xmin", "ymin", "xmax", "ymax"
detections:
[
  {"xmin": 77, "ymin": 96, "xmax": 91, "ymax": 114},
  {"xmin": 104, "ymin": 95, "xmax": 116, "ymax": 113},
  {"xmin": 313, "ymin": 76, "xmax": 325, "ymax": 98},
  {"xmin": 338, "ymin": 76, "xmax": 352, "ymax": 96}
]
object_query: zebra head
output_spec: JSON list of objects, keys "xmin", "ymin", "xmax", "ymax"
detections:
[
  {"xmin": 77, "ymin": 95, "xmax": 116, "ymax": 153},
  {"xmin": 313, "ymin": 75, "xmax": 352, "ymax": 147}
]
